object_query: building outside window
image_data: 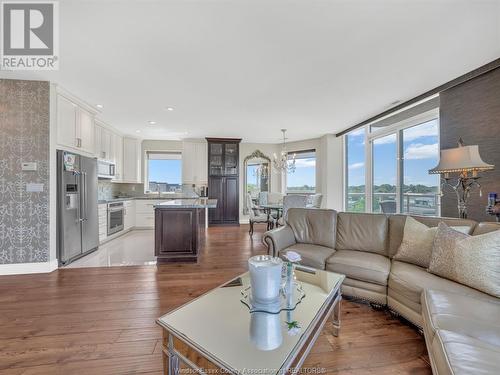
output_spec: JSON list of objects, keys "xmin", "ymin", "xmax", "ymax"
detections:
[
  {"xmin": 286, "ymin": 150, "xmax": 316, "ymax": 193},
  {"xmin": 344, "ymin": 103, "xmax": 440, "ymax": 216},
  {"xmin": 146, "ymin": 152, "xmax": 182, "ymax": 193}
]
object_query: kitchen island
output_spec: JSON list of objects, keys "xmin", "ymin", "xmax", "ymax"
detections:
[{"xmin": 154, "ymin": 199, "xmax": 217, "ymax": 263}]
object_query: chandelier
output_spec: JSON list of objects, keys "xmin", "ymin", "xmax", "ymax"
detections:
[
  {"xmin": 252, "ymin": 163, "xmax": 269, "ymax": 179},
  {"xmin": 273, "ymin": 129, "xmax": 296, "ymax": 173}
]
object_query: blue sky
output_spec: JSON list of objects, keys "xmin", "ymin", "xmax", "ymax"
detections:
[
  {"xmin": 287, "ymin": 158, "xmax": 316, "ymax": 187},
  {"xmin": 347, "ymin": 119, "xmax": 440, "ymax": 187},
  {"xmin": 148, "ymin": 160, "xmax": 182, "ymax": 184}
]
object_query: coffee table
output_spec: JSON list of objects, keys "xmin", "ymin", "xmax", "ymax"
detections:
[{"xmin": 157, "ymin": 266, "xmax": 345, "ymax": 374}]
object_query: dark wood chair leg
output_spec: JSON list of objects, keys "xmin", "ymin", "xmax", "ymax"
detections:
[{"xmin": 249, "ymin": 221, "xmax": 254, "ymax": 236}]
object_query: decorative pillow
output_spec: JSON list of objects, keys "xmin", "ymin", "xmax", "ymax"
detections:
[
  {"xmin": 393, "ymin": 217, "xmax": 438, "ymax": 268},
  {"xmin": 428, "ymin": 222, "xmax": 500, "ymax": 298}
]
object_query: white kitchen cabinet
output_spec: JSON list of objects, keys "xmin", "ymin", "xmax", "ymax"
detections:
[
  {"xmin": 56, "ymin": 94, "xmax": 96, "ymax": 155},
  {"xmin": 182, "ymin": 141, "xmax": 207, "ymax": 185},
  {"xmin": 95, "ymin": 123, "xmax": 114, "ymax": 161},
  {"xmin": 123, "ymin": 137, "xmax": 142, "ymax": 183},
  {"xmin": 123, "ymin": 200, "xmax": 135, "ymax": 230},
  {"xmin": 57, "ymin": 95, "xmax": 78, "ymax": 149},
  {"xmin": 135, "ymin": 199, "xmax": 162, "ymax": 228},
  {"xmin": 113, "ymin": 133, "xmax": 123, "ymax": 181},
  {"xmin": 77, "ymin": 109, "xmax": 95, "ymax": 154},
  {"xmin": 98, "ymin": 203, "xmax": 108, "ymax": 243}
]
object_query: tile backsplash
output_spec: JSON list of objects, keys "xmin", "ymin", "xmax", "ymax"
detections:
[{"xmin": 97, "ymin": 181, "xmax": 144, "ymax": 200}]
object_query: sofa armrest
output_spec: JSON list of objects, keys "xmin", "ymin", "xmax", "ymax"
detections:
[{"xmin": 263, "ymin": 226, "xmax": 296, "ymax": 257}]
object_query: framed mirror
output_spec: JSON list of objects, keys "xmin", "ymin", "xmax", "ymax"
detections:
[{"xmin": 243, "ymin": 150, "xmax": 271, "ymax": 215}]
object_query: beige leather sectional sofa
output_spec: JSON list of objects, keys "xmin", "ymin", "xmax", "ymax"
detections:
[{"xmin": 263, "ymin": 208, "xmax": 500, "ymax": 375}]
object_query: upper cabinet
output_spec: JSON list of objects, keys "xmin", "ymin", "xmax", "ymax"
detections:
[
  {"xmin": 122, "ymin": 137, "xmax": 142, "ymax": 183},
  {"xmin": 56, "ymin": 93, "xmax": 96, "ymax": 156},
  {"xmin": 94, "ymin": 122, "xmax": 114, "ymax": 161},
  {"xmin": 207, "ymin": 138, "xmax": 240, "ymax": 176},
  {"xmin": 182, "ymin": 141, "xmax": 208, "ymax": 185}
]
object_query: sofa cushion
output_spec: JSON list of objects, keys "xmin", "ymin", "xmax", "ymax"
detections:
[
  {"xmin": 421, "ymin": 290, "xmax": 500, "ymax": 344},
  {"xmin": 429, "ymin": 223, "xmax": 500, "ymax": 298},
  {"xmin": 286, "ymin": 208, "xmax": 337, "ymax": 249},
  {"xmin": 388, "ymin": 215, "xmax": 476, "ymax": 258},
  {"xmin": 431, "ymin": 330, "xmax": 500, "ymax": 375},
  {"xmin": 326, "ymin": 250, "xmax": 391, "ymax": 286},
  {"xmin": 388, "ymin": 261, "xmax": 498, "ymax": 313},
  {"xmin": 336, "ymin": 213, "xmax": 389, "ymax": 255},
  {"xmin": 279, "ymin": 243, "xmax": 335, "ymax": 270},
  {"xmin": 421, "ymin": 290, "xmax": 500, "ymax": 375},
  {"xmin": 393, "ymin": 216, "xmax": 438, "ymax": 268}
]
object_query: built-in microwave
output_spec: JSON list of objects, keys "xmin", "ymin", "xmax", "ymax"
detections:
[{"xmin": 97, "ymin": 160, "xmax": 116, "ymax": 179}]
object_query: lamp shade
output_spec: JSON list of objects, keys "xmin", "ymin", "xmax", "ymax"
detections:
[{"xmin": 429, "ymin": 145, "xmax": 494, "ymax": 174}]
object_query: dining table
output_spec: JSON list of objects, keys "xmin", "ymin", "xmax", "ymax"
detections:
[{"xmin": 259, "ymin": 203, "xmax": 284, "ymax": 230}]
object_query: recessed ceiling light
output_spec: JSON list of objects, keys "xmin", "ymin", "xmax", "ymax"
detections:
[
  {"xmin": 135, "ymin": 130, "xmax": 141, "ymax": 133},
  {"xmin": 148, "ymin": 121, "xmax": 157, "ymax": 125},
  {"xmin": 166, "ymin": 107, "xmax": 174, "ymax": 111},
  {"xmin": 96, "ymin": 104, "xmax": 104, "ymax": 109}
]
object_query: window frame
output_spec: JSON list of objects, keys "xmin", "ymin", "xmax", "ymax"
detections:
[
  {"xmin": 344, "ymin": 108, "xmax": 440, "ymax": 215},
  {"xmin": 285, "ymin": 148, "xmax": 317, "ymax": 195},
  {"xmin": 144, "ymin": 150, "xmax": 183, "ymax": 194}
]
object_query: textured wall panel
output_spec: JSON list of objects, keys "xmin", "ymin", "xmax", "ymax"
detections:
[
  {"xmin": 0, "ymin": 79, "xmax": 50, "ymax": 264},
  {"xmin": 439, "ymin": 68, "xmax": 500, "ymax": 222}
]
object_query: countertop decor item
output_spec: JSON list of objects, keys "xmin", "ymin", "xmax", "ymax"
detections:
[
  {"xmin": 429, "ymin": 138, "xmax": 494, "ymax": 218},
  {"xmin": 248, "ymin": 255, "xmax": 283, "ymax": 305}
]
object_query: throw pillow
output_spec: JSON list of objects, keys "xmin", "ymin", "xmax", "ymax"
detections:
[
  {"xmin": 393, "ymin": 217, "xmax": 438, "ymax": 268},
  {"xmin": 428, "ymin": 222, "xmax": 500, "ymax": 298}
]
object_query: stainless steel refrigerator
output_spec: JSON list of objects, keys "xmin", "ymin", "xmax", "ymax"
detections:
[{"xmin": 57, "ymin": 150, "xmax": 99, "ymax": 266}]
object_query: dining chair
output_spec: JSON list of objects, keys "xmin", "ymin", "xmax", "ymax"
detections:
[
  {"xmin": 307, "ymin": 194, "xmax": 323, "ymax": 208},
  {"xmin": 278, "ymin": 195, "xmax": 308, "ymax": 226},
  {"xmin": 247, "ymin": 193, "xmax": 273, "ymax": 236}
]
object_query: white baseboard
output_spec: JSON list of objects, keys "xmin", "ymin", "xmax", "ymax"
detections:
[
  {"xmin": 240, "ymin": 219, "xmax": 249, "ymax": 224},
  {"xmin": 0, "ymin": 259, "xmax": 58, "ymax": 275}
]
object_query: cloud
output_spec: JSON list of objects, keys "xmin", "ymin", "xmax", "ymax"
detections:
[
  {"xmin": 293, "ymin": 158, "xmax": 316, "ymax": 168},
  {"xmin": 348, "ymin": 162, "xmax": 364, "ymax": 170},
  {"xmin": 373, "ymin": 133, "xmax": 397, "ymax": 145},
  {"xmin": 403, "ymin": 120, "xmax": 438, "ymax": 142},
  {"xmin": 404, "ymin": 142, "xmax": 438, "ymax": 160}
]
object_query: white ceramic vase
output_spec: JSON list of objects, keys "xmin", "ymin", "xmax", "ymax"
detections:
[{"xmin": 248, "ymin": 255, "xmax": 283, "ymax": 305}]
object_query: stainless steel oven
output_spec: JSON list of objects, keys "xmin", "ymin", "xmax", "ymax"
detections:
[{"xmin": 108, "ymin": 202, "xmax": 124, "ymax": 235}]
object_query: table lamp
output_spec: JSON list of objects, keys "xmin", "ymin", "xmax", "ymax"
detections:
[{"xmin": 429, "ymin": 138, "xmax": 494, "ymax": 218}]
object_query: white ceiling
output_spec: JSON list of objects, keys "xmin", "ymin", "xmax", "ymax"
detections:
[{"xmin": 1, "ymin": 0, "xmax": 499, "ymax": 143}]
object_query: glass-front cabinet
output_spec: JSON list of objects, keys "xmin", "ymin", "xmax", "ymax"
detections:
[{"xmin": 206, "ymin": 138, "xmax": 242, "ymax": 226}]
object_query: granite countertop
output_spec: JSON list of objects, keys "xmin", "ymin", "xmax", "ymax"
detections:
[
  {"xmin": 98, "ymin": 195, "xmax": 207, "ymax": 204},
  {"xmin": 154, "ymin": 198, "xmax": 217, "ymax": 209}
]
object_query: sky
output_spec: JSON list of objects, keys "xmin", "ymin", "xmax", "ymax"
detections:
[
  {"xmin": 148, "ymin": 159, "xmax": 182, "ymax": 184},
  {"xmin": 347, "ymin": 119, "xmax": 440, "ymax": 187},
  {"xmin": 287, "ymin": 158, "xmax": 316, "ymax": 188}
]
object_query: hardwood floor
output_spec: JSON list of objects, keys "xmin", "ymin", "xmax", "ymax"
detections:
[{"xmin": 0, "ymin": 226, "xmax": 431, "ymax": 374}]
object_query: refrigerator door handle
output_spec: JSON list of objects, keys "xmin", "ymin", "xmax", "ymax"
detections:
[{"xmin": 82, "ymin": 172, "xmax": 88, "ymax": 221}]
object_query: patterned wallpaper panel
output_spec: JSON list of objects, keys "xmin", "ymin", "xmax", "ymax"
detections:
[{"xmin": 0, "ymin": 79, "xmax": 50, "ymax": 264}]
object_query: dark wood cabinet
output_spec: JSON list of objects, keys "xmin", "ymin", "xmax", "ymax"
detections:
[
  {"xmin": 155, "ymin": 207, "xmax": 204, "ymax": 263},
  {"xmin": 206, "ymin": 138, "xmax": 241, "ymax": 226}
]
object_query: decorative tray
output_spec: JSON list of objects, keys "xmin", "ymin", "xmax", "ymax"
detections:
[{"xmin": 240, "ymin": 282, "xmax": 306, "ymax": 314}]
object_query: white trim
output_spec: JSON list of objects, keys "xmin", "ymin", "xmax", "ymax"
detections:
[{"xmin": 0, "ymin": 259, "xmax": 58, "ymax": 276}]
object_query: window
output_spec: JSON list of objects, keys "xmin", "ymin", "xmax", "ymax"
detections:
[
  {"xmin": 344, "ymin": 106, "xmax": 440, "ymax": 216},
  {"xmin": 286, "ymin": 150, "xmax": 316, "ymax": 193},
  {"xmin": 146, "ymin": 152, "xmax": 182, "ymax": 193},
  {"xmin": 402, "ymin": 119, "xmax": 440, "ymax": 216},
  {"xmin": 346, "ymin": 128, "xmax": 366, "ymax": 212}
]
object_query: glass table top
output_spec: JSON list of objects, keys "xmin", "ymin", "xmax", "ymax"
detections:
[{"xmin": 157, "ymin": 267, "xmax": 344, "ymax": 373}]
